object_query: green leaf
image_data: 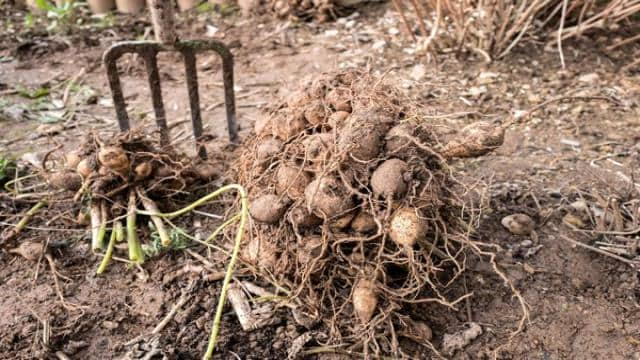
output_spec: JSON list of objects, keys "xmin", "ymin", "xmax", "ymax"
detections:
[
  {"xmin": 34, "ymin": 0, "xmax": 54, "ymax": 11},
  {"xmin": 24, "ymin": 13, "xmax": 34, "ymax": 29},
  {"xmin": 17, "ymin": 85, "xmax": 50, "ymax": 99},
  {"xmin": 0, "ymin": 155, "xmax": 16, "ymax": 184}
]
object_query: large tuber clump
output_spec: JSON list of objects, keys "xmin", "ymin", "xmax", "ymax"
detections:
[{"xmin": 232, "ymin": 69, "xmax": 507, "ymax": 357}]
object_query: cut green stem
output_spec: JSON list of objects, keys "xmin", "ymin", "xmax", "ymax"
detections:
[
  {"xmin": 1, "ymin": 200, "xmax": 46, "ymax": 243},
  {"xmin": 96, "ymin": 223, "xmax": 118, "ymax": 274},
  {"xmin": 127, "ymin": 190, "xmax": 144, "ymax": 264},
  {"xmin": 202, "ymin": 185, "xmax": 248, "ymax": 360},
  {"xmin": 132, "ymin": 184, "xmax": 249, "ymax": 359},
  {"xmin": 90, "ymin": 200, "xmax": 106, "ymax": 251},
  {"xmin": 205, "ymin": 214, "xmax": 240, "ymax": 243},
  {"xmin": 137, "ymin": 188, "xmax": 171, "ymax": 247},
  {"xmin": 115, "ymin": 220, "xmax": 124, "ymax": 242}
]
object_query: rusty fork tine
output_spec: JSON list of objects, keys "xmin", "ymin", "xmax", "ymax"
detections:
[
  {"xmin": 182, "ymin": 48, "xmax": 206, "ymax": 159},
  {"xmin": 142, "ymin": 51, "xmax": 170, "ymax": 147},
  {"xmin": 105, "ymin": 54, "xmax": 130, "ymax": 132}
]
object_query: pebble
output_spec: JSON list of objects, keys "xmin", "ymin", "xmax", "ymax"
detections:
[
  {"xmin": 501, "ymin": 213, "xmax": 535, "ymax": 235},
  {"xmin": 571, "ymin": 278, "xmax": 589, "ymax": 290},
  {"xmin": 569, "ymin": 200, "xmax": 589, "ymax": 214},
  {"xmin": 520, "ymin": 239, "xmax": 533, "ymax": 247},
  {"xmin": 563, "ymin": 213, "xmax": 586, "ymax": 228},
  {"xmin": 102, "ymin": 320, "xmax": 118, "ymax": 330},
  {"xmin": 578, "ymin": 72, "xmax": 600, "ymax": 84},
  {"xmin": 547, "ymin": 189, "xmax": 562, "ymax": 198}
]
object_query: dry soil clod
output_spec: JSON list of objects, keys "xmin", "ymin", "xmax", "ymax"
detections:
[{"xmin": 501, "ymin": 213, "xmax": 535, "ymax": 235}]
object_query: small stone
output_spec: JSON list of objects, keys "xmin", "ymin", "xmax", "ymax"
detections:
[
  {"xmin": 520, "ymin": 239, "xmax": 533, "ymax": 247},
  {"xmin": 578, "ymin": 73, "xmax": 600, "ymax": 84},
  {"xmin": 102, "ymin": 320, "xmax": 118, "ymax": 330},
  {"xmin": 477, "ymin": 71, "xmax": 499, "ymax": 85},
  {"xmin": 560, "ymin": 138, "xmax": 581, "ymax": 147},
  {"xmin": 563, "ymin": 213, "xmax": 586, "ymax": 228},
  {"xmin": 571, "ymin": 278, "xmax": 588, "ymax": 290},
  {"xmin": 409, "ymin": 64, "xmax": 426, "ymax": 81},
  {"xmin": 501, "ymin": 214, "xmax": 535, "ymax": 235},
  {"xmin": 528, "ymin": 93, "xmax": 542, "ymax": 103},
  {"xmin": 569, "ymin": 200, "xmax": 590, "ymax": 214},
  {"xmin": 548, "ymin": 189, "xmax": 562, "ymax": 198}
]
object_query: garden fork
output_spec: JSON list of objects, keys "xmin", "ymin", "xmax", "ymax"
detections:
[{"xmin": 103, "ymin": 0, "xmax": 238, "ymax": 159}]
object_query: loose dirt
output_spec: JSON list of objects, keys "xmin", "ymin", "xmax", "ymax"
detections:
[{"xmin": 1, "ymin": 4, "xmax": 640, "ymax": 359}]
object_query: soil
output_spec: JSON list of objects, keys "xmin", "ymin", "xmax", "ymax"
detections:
[{"xmin": 1, "ymin": 3, "xmax": 640, "ymax": 360}]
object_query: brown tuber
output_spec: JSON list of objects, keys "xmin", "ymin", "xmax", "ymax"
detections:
[
  {"xmin": 304, "ymin": 100, "xmax": 328, "ymax": 126},
  {"xmin": 77, "ymin": 158, "xmax": 95, "ymax": 178},
  {"xmin": 501, "ymin": 213, "xmax": 535, "ymax": 235},
  {"xmin": 64, "ymin": 150, "xmax": 82, "ymax": 169},
  {"xmin": 327, "ymin": 111, "xmax": 350, "ymax": 129},
  {"xmin": 303, "ymin": 133, "xmax": 333, "ymax": 169},
  {"xmin": 288, "ymin": 205, "xmax": 322, "ymax": 229},
  {"xmin": 338, "ymin": 117, "xmax": 383, "ymax": 161},
  {"xmin": 256, "ymin": 138, "xmax": 283, "ymax": 162},
  {"xmin": 9, "ymin": 241, "xmax": 45, "ymax": 262},
  {"xmin": 297, "ymin": 235, "xmax": 324, "ymax": 264},
  {"xmin": 370, "ymin": 159, "xmax": 409, "ymax": 199},
  {"xmin": 48, "ymin": 171, "xmax": 82, "ymax": 192},
  {"xmin": 194, "ymin": 162, "xmax": 219, "ymax": 181},
  {"xmin": 98, "ymin": 146, "xmax": 129, "ymax": 176},
  {"xmin": 244, "ymin": 235, "xmax": 279, "ymax": 270},
  {"xmin": 304, "ymin": 176, "xmax": 353, "ymax": 218},
  {"xmin": 134, "ymin": 162, "xmax": 153, "ymax": 181},
  {"xmin": 385, "ymin": 123, "xmax": 412, "ymax": 153},
  {"xmin": 353, "ymin": 278, "xmax": 377, "ymax": 323},
  {"xmin": 325, "ymin": 88, "xmax": 352, "ymax": 112},
  {"xmin": 249, "ymin": 194, "xmax": 290, "ymax": 224},
  {"xmin": 441, "ymin": 121, "xmax": 505, "ymax": 158},
  {"xmin": 351, "ymin": 211, "xmax": 377, "ymax": 234},
  {"xmin": 272, "ymin": 110, "xmax": 307, "ymax": 140},
  {"xmin": 389, "ymin": 207, "xmax": 427, "ymax": 247},
  {"xmin": 276, "ymin": 164, "xmax": 312, "ymax": 200},
  {"xmin": 329, "ymin": 211, "xmax": 355, "ymax": 231}
]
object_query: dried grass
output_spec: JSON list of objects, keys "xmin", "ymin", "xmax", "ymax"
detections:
[{"xmin": 394, "ymin": 0, "xmax": 640, "ymax": 64}]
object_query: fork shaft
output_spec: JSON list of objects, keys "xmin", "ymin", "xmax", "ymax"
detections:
[{"xmin": 148, "ymin": 0, "xmax": 177, "ymax": 44}]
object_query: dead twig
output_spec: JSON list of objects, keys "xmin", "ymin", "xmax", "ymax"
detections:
[{"xmin": 559, "ymin": 234, "xmax": 638, "ymax": 268}]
